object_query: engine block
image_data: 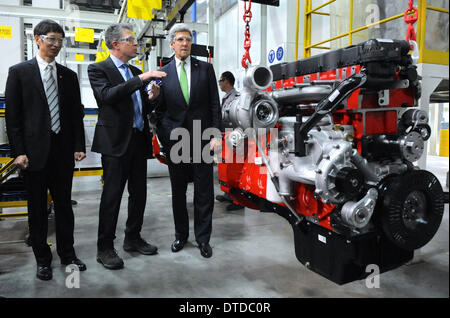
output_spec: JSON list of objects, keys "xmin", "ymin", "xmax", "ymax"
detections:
[{"xmin": 218, "ymin": 39, "xmax": 446, "ymax": 284}]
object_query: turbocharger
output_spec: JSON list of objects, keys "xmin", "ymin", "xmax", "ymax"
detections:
[{"xmin": 223, "ymin": 66, "xmax": 279, "ymax": 148}]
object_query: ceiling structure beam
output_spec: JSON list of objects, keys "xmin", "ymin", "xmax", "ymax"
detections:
[
  {"xmin": 0, "ymin": 4, "xmax": 116, "ymax": 26},
  {"xmin": 22, "ymin": 18, "xmax": 110, "ymax": 30},
  {"xmin": 25, "ymin": 29, "xmax": 102, "ymax": 40},
  {"xmin": 165, "ymin": 0, "xmax": 195, "ymax": 30},
  {"xmin": 64, "ymin": 48, "xmax": 98, "ymax": 55}
]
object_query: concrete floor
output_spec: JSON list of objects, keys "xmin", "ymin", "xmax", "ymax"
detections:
[{"xmin": 0, "ymin": 156, "xmax": 448, "ymax": 298}]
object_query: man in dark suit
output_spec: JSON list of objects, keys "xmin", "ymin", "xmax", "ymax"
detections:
[
  {"xmin": 5, "ymin": 19, "xmax": 86, "ymax": 281},
  {"xmin": 88, "ymin": 23, "xmax": 166, "ymax": 270},
  {"xmin": 155, "ymin": 23, "xmax": 221, "ymax": 258}
]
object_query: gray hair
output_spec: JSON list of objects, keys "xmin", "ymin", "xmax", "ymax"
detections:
[
  {"xmin": 168, "ymin": 23, "xmax": 192, "ymax": 43},
  {"xmin": 104, "ymin": 23, "xmax": 133, "ymax": 49}
]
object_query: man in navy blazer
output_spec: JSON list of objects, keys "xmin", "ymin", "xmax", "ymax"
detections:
[
  {"xmin": 88, "ymin": 23, "xmax": 166, "ymax": 270},
  {"xmin": 5, "ymin": 20, "xmax": 86, "ymax": 280},
  {"xmin": 155, "ymin": 23, "xmax": 221, "ymax": 258}
]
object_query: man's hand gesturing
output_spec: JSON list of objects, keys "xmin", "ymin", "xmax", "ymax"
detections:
[{"xmin": 139, "ymin": 70, "xmax": 167, "ymax": 81}]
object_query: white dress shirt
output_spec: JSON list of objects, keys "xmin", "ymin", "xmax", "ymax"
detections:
[
  {"xmin": 36, "ymin": 53, "xmax": 58, "ymax": 89},
  {"xmin": 174, "ymin": 55, "xmax": 191, "ymax": 98}
]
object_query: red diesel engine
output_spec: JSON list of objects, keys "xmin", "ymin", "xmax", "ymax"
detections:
[{"xmin": 218, "ymin": 39, "xmax": 446, "ymax": 284}]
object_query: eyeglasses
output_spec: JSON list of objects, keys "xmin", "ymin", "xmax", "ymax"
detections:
[
  {"xmin": 175, "ymin": 36, "xmax": 193, "ymax": 43},
  {"xmin": 39, "ymin": 35, "xmax": 65, "ymax": 46},
  {"xmin": 118, "ymin": 36, "xmax": 138, "ymax": 44},
  {"xmin": 218, "ymin": 79, "xmax": 225, "ymax": 83}
]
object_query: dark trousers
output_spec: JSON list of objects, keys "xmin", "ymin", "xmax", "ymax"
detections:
[
  {"xmin": 167, "ymin": 161, "xmax": 214, "ymax": 244},
  {"xmin": 97, "ymin": 130, "xmax": 147, "ymax": 251},
  {"xmin": 23, "ymin": 133, "xmax": 76, "ymax": 266}
]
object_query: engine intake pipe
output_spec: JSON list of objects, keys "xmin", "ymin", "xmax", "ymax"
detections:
[
  {"xmin": 270, "ymin": 85, "xmax": 333, "ymax": 105},
  {"xmin": 295, "ymin": 72, "xmax": 368, "ymax": 156},
  {"xmin": 243, "ymin": 65, "xmax": 273, "ymax": 91}
]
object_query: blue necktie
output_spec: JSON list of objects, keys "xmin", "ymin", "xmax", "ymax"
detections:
[{"xmin": 121, "ymin": 64, "xmax": 144, "ymax": 131}]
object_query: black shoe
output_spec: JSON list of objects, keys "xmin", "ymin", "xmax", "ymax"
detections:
[
  {"xmin": 215, "ymin": 194, "xmax": 232, "ymax": 203},
  {"xmin": 198, "ymin": 242, "xmax": 213, "ymax": 258},
  {"xmin": 36, "ymin": 265, "xmax": 52, "ymax": 281},
  {"xmin": 97, "ymin": 249, "xmax": 124, "ymax": 270},
  {"xmin": 171, "ymin": 239, "xmax": 187, "ymax": 253},
  {"xmin": 226, "ymin": 203, "xmax": 244, "ymax": 211},
  {"xmin": 123, "ymin": 237, "xmax": 158, "ymax": 255},
  {"xmin": 61, "ymin": 258, "xmax": 87, "ymax": 271}
]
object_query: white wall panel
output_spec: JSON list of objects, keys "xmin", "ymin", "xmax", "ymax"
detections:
[
  {"xmin": 213, "ymin": 1, "xmax": 303, "ymax": 98},
  {"xmin": 215, "ymin": 4, "xmax": 239, "ymax": 96},
  {"xmin": 0, "ymin": 0, "xmax": 23, "ymax": 95},
  {"xmin": 32, "ymin": 0, "xmax": 60, "ymax": 9},
  {"xmin": 266, "ymin": 0, "xmax": 287, "ymax": 61}
]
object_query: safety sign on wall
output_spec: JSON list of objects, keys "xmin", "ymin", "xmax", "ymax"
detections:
[
  {"xmin": 75, "ymin": 27, "xmax": 94, "ymax": 43},
  {"xmin": 75, "ymin": 54, "xmax": 85, "ymax": 61},
  {"xmin": 268, "ymin": 44, "xmax": 285, "ymax": 66},
  {"xmin": 0, "ymin": 26, "xmax": 13, "ymax": 39}
]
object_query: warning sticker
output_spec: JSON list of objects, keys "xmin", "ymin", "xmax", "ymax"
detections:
[
  {"xmin": 318, "ymin": 234, "xmax": 327, "ymax": 244},
  {"xmin": 0, "ymin": 26, "xmax": 13, "ymax": 39}
]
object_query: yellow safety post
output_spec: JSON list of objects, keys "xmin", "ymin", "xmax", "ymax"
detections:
[
  {"xmin": 295, "ymin": 0, "xmax": 300, "ymax": 60},
  {"xmin": 303, "ymin": 0, "xmax": 311, "ymax": 58},
  {"xmin": 439, "ymin": 129, "xmax": 449, "ymax": 157},
  {"xmin": 0, "ymin": 212, "xmax": 28, "ymax": 219},
  {"xmin": 349, "ymin": 0, "xmax": 353, "ymax": 46}
]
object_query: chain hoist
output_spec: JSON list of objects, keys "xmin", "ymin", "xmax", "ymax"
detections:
[
  {"xmin": 241, "ymin": 0, "xmax": 252, "ymax": 69},
  {"xmin": 404, "ymin": 0, "xmax": 418, "ymax": 42}
]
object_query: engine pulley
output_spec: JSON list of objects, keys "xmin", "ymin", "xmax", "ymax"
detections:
[
  {"xmin": 335, "ymin": 167, "xmax": 365, "ymax": 199},
  {"xmin": 398, "ymin": 131, "xmax": 424, "ymax": 162},
  {"xmin": 376, "ymin": 170, "xmax": 445, "ymax": 251}
]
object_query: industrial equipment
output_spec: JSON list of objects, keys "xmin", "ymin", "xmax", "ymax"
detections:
[{"xmin": 216, "ymin": 38, "xmax": 446, "ymax": 284}]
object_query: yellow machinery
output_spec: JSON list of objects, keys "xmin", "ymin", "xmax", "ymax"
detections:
[
  {"xmin": 0, "ymin": 108, "xmax": 103, "ymax": 221},
  {"xmin": 0, "ymin": 156, "xmax": 29, "ymax": 219},
  {"xmin": 302, "ymin": 0, "xmax": 449, "ymax": 66}
]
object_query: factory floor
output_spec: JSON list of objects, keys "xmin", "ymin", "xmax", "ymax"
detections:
[{"xmin": 0, "ymin": 156, "xmax": 448, "ymax": 298}]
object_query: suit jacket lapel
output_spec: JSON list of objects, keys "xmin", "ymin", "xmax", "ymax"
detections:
[
  {"xmin": 189, "ymin": 57, "xmax": 199, "ymax": 107},
  {"xmin": 30, "ymin": 58, "xmax": 47, "ymax": 104},
  {"xmin": 105, "ymin": 56, "xmax": 126, "ymax": 85},
  {"xmin": 56, "ymin": 63, "xmax": 65, "ymax": 109}
]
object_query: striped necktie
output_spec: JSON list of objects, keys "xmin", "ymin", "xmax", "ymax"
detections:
[{"xmin": 44, "ymin": 65, "xmax": 60, "ymax": 134}]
